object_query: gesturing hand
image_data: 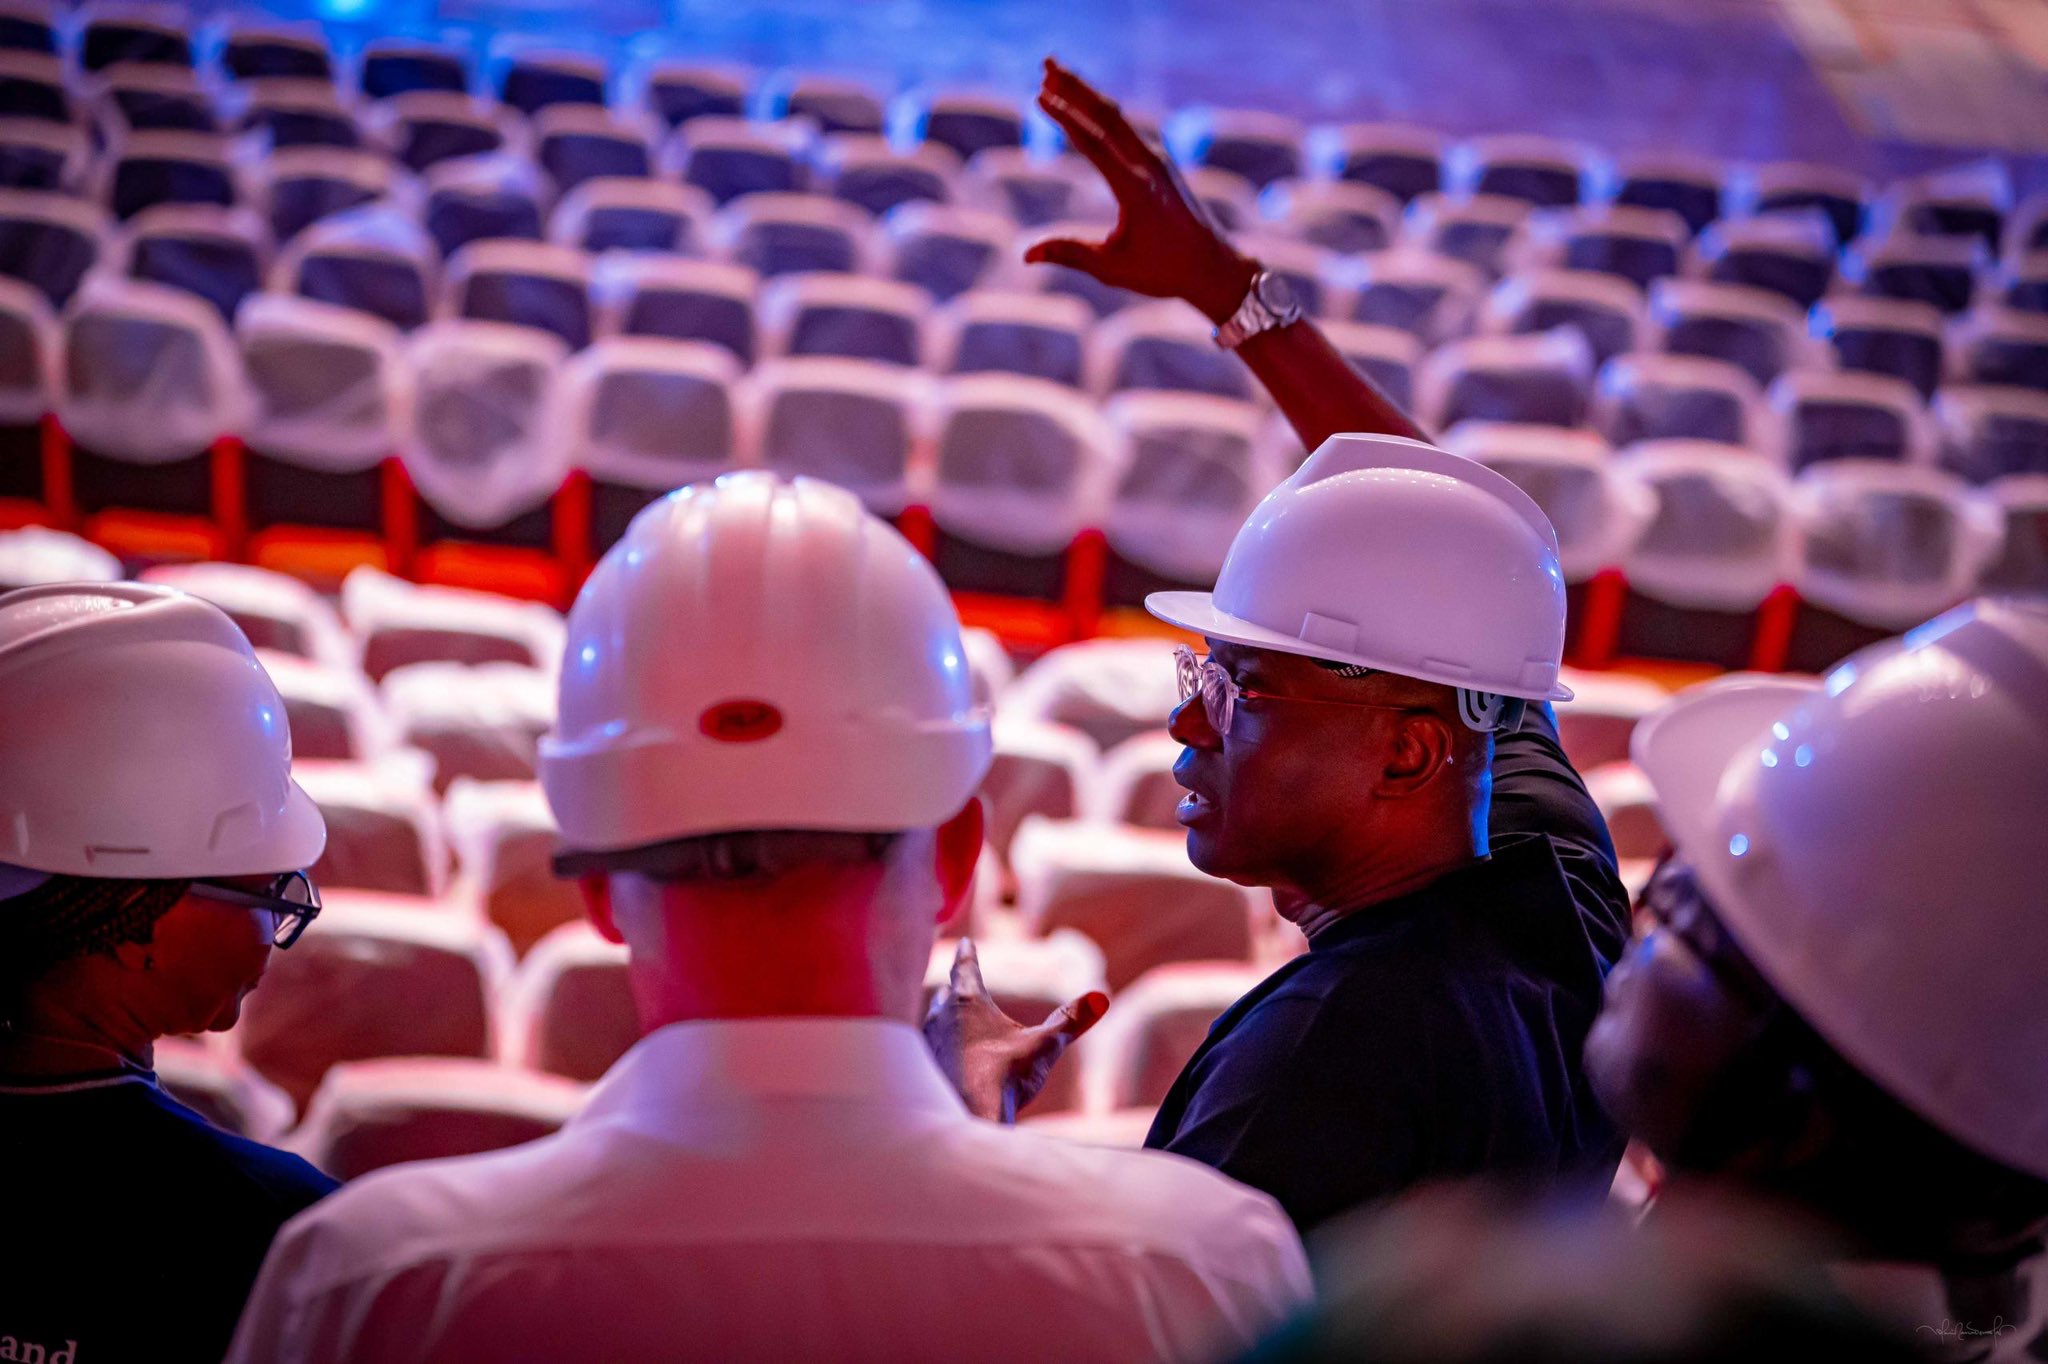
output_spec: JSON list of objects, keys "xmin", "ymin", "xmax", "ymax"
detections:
[
  {"xmin": 923, "ymin": 937, "xmax": 1109, "ymax": 1124},
  {"xmin": 1024, "ymin": 57, "xmax": 1259, "ymax": 325}
]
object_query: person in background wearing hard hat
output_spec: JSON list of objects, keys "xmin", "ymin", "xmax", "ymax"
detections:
[
  {"xmin": 1585, "ymin": 598, "xmax": 2048, "ymax": 1361},
  {"xmin": 0, "ymin": 583, "xmax": 335, "ymax": 1364},
  {"xmin": 930, "ymin": 60, "xmax": 1633, "ymax": 1236},
  {"xmin": 228, "ymin": 473, "xmax": 1311, "ymax": 1364}
]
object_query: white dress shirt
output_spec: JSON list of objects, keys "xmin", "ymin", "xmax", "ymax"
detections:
[{"xmin": 228, "ymin": 1018, "xmax": 1310, "ymax": 1364}]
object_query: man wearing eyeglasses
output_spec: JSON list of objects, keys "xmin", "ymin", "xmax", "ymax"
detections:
[
  {"xmin": 933, "ymin": 62, "xmax": 1632, "ymax": 1235},
  {"xmin": 0, "ymin": 583, "xmax": 334, "ymax": 1364}
]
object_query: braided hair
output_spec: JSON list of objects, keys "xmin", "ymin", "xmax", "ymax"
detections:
[{"xmin": 0, "ymin": 875, "xmax": 190, "ymax": 1024}]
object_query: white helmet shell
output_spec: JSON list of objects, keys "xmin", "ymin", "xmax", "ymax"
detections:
[
  {"xmin": 540, "ymin": 472, "xmax": 993, "ymax": 851},
  {"xmin": 1633, "ymin": 597, "xmax": 2048, "ymax": 1181},
  {"xmin": 0, "ymin": 583, "xmax": 326, "ymax": 883},
  {"xmin": 1147, "ymin": 433, "xmax": 1572, "ymax": 702}
]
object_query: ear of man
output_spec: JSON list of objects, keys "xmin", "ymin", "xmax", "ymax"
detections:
[{"xmin": 1375, "ymin": 710, "xmax": 1458, "ymax": 799}]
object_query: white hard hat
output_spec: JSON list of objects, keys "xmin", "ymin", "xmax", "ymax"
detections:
[
  {"xmin": 1632, "ymin": 597, "xmax": 2048, "ymax": 1181},
  {"xmin": 540, "ymin": 472, "xmax": 993, "ymax": 852},
  {"xmin": 0, "ymin": 583, "xmax": 326, "ymax": 887},
  {"xmin": 1147, "ymin": 433, "xmax": 1572, "ymax": 716}
]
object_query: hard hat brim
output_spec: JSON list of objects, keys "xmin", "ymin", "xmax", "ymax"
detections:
[
  {"xmin": 1630, "ymin": 676, "xmax": 1820, "ymax": 875},
  {"xmin": 1145, "ymin": 590, "xmax": 1576, "ymax": 703}
]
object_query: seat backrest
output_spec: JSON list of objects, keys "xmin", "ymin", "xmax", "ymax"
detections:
[
  {"xmin": 119, "ymin": 201, "xmax": 271, "ymax": 322},
  {"xmin": 883, "ymin": 200, "xmax": 1009, "ymax": 301},
  {"xmin": 1000, "ymin": 637, "xmax": 1182, "ymax": 753},
  {"xmin": 960, "ymin": 147, "xmax": 1097, "ymax": 227},
  {"xmin": 758, "ymin": 271, "xmax": 927, "ymax": 366},
  {"xmin": 1483, "ymin": 267, "xmax": 1645, "ymax": 366},
  {"xmin": 359, "ymin": 38, "xmax": 469, "ymax": 100},
  {"xmin": 1454, "ymin": 132, "xmax": 1589, "ymax": 209},
  {"xmin": 341, "ymin": 563, "xmax": 566, "ymax": 681},
  {"xmin": 0, "ymin": 115, "xmax": 85, "ymax": 192},
  {"xmin": 0, "ymin": 525, "xmax": 120, "ymax": 592},
  {"xmin": 1951, "ymin": 306, "xmax": 2048, "ymax": 392},
  {"xmin": 444, "ymin": 778, "xmax": 583, "ymax": 956},
  {"xmin": 292, "ymin": 1056, "xmax": 585, "ymax": 1180},
  {"xmin": 277, "ymin": 205, "xmax": 438, "ymax": 331},
  {"xmin": 1403, "ymin": 190, "xmax": 1532, "ymax": 275},
  {"xmin": 595, "ymin": 253, "xmax": 758, "ymax": 363},
  {"xmin": 978, "ymin": 716, "xmax": 1097, "ymax": 866},
  {"xmin": 1102, "ymin": 390, "xmax": 1270, "ymax": 585},
  {"xmin": 1791, "ymin": 459, "xmax": 2002, "ymax": 628},
  {"xmin": 421, "ymin": 151, "xmax": 548, "ymax": 257},
  {"xmin": 663, "ymin": 114, "xmax": 811, "ymax": 204},
  {"xmin": 548, "ymin": 175, "xmax": 711, "ymax": 255},
  {"xmin": 1768, "ymin": 369, "xmax": 1932, "ymax": 474},
  {"xmin": 220, "ymin": 23, "xmax": 333, "ymax": 82},
  {"xmin": 103, "ymin": 128, "xmax": 236, "ymax": 220},
  {"xmin": 1979, "ymin": 474, "xmax": 2048, "ymax": 595},
  {"xmin": 368, "ymin": 90, "xmax": 519, "ymax": 173},
  {"xmin": 928, "ymin": 371, "xmax": 1113, "ymax": 554},
  {"xmin": 1736, "ymin": 161, "xmax": 1869, "ymax": 244},
  {"xmin": 445, "ymin": 238, "xmax": 594, "ymax": 349},
  {"xmin": 400, "ymin": 317, "xmax": 572, "ymax": 530},
  {"xmin": 559, "ymin": 334, "xmax": 743, "ymax": 490},
  {"xmin": 1812, "ymin": 295, "xmax": 1946, "ymax": 400},
  {"xmin": 260, "ymin": 145, "xmax": 393, "ymax": 243},
  {"xmin": 495, "ymin": 46, "xmax": 607, "ymax": 117},
  {"xmin": 58, "ymin": 272, "xmax": 248, "ymax": 460},
  {"xmin": 1447, "ymin": 422, "xmax": 1650, "ymax": 581},
  {"xmin": 748, "ymin": 355, "xmax": 928, "ymax": 513},
  {"xmin": 1415, "ymin": 326, "xmax": 1596, "ymax": 431},
  {"xmin": 0, "ymin": 186, "xmax": 106, "ymax": 307},
  {"xmin": 1691, "ymin": 210, "xmax": 1836, "ymax": 309},
  {"xmin": 819, "ymin": 133, "xmax": 960, "ymax": 218},
  {"xmin": 1167, "ymin": 106, "xmax": 1304, "ymax": 191},
  {"xmin": 155, "ymin": 1036, "xmax": 297, "ymax": 1142},
  {"xmin": 632, "ymin": 59, "xmax": 747, "ymax": 130},
  {"xmin": 706, "ymin": 189, "xmax": 876, "ymax": 278},
  {"xmin": 0, "ymin": 270, "xmax": 54, "ymax": 421},
  {"xmin": 382, "ymin": 660, "xmax": 556, "ymax": 793},
  {"xmin": 1552, "ymin": 669, "xmax": 1673, "ymax": 774},
  {"xmin": 292, "ymin": 751, "xmax": 447, "ymax": 896},
  {"xmin": 1613, "ymin": 439, "xmax": 1795, "ymax": 611},
  {"xmin": 1594, "ymin": 351, "xmax": 1763, "ymax": 449},
  {"xmin": 1011, "ymin": 817, "xmax": 1258, "ymax": 991},
  {"xmin": 1341, "ymin": 246, "xmax": 1485, "ymax": 343},
  {"xmin": 1319, "ymin": 319, "xmax": 1422, "ymax": 410},
  {"xmin": 910, "ymin": 90, "xmax": 1024, "ymax": 163},
  {"xmin": 1087, "ymin": 728, "xmax": 1186, "ymax": 830},
  {"xmin": 1649, "ymin": 278, "xmax": 1809, "ymax": 386},
  {"xmin": 1552, "ymin": 203, "xmax": 1688, "ymax": 291},
  {"xmin": 1605, "ymin": 151, "xmax": 1725, "ymax": 235},
  {"xmin": 761, "ymin": 71, "xmax": 886, "ymax": 135},
  {"xmin": 1933, "ymin": 384, "xmax": 2048, "ymax": 484},
  {"xmin": 139, "ymin": 558, "xmax": 355, "ymax": 664},
  {"xmin": 1086, "ymin": 299, "xmax": 1255, "ymax": 400},
  {"xmin": 1260, "ymin": 178, "xmax": 1400, "ymax": 255},
  {"xmin": 1305, "ymin": 122, "xmax": 1445, "ymax": 203},
  {"xmin": 249, "ymin": 647, "xmax": 389, "ymax": 763},
  {"xmin": 937, "ymin": 287, "xmax": 1089, "ymax": 386},
  {"xmin": 532, "ymin": 104, "xmax": 655, "ymax": 193},
  {"xmin": 0, "ymin": 49, "xmax": 69, "ymax": 123},
  {"xmin": 502, "ymin": 921, "xmax": 637, "ymax": 1082},
  {"xmin": 236, "ymin": 290, "xmax": 408, "ymax": 470}
]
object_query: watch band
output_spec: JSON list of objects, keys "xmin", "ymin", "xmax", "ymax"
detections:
[{"xmin": 1214, "ymin": 268, "xmax": 1302, "ymax": 350}]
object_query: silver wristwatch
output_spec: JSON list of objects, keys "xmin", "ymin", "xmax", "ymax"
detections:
[{"xmin": 1213, "ymin": 268, "xmax": 1302, "ymax": 350}]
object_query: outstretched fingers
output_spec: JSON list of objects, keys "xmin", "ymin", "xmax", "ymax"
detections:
[
  {"xmin": 946, "ymin": 936, "xmax": 987, "ymax": 999},
  {"xmin": 1022, "ymin": 235, "xmax": 1107, "ymax": 272},
  {"xmin": 1038, "ymin": 58, "xmax": 1159, "ymax": 189}
]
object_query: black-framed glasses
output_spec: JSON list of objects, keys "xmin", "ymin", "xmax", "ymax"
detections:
[
  {"xmin": 1174, "ymin": 644, "xmax": 1414, "ymax": 736},
  {"xmin": 189, "ymin": 870, "xmax": 321, "ymax": 948}
]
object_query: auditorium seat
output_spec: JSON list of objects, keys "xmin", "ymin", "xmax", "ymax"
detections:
[
  {"xmin": 260, "ymin": 146, "xmax": 393, "ymax": 244},
  {"xmin": 1999, "ymin": 251, "xmax": 2047, "ymax": 316},
  {"xmin": 1307, "ymin": 122, "xmax": 1444, "ymax": 204},
  {"xmin": 1011, "ymin": 818, "xmax": 1258, "ymax": 992},
  {"xmin": 1594, "ymin": 351, "xmax": 1763, "ymax": 448},
  {"xmin": 102, "ymin": 129, "xmax": 237, "ymax": 221},
  {"xmin": 1088, "ymin": 299, "xmax": 1255, "ymax": 401},
  {"xmin": 237, "ymin": 894, "xmax": 514, "ymax": 1114},
  {"xmin": 961, "ymin": 148, "xmax": 1101, "ymax": 228},
  {"xmin": 1458, "ymin": 133, "xmax": 1589, "ymax": 209},
  {"xmin": 292, "ymin": 1057, "xmax": 586, "ymax": 1180},
  {"xmin": 1979, "ymin": 474, "xmax": 2048, "ymax": 595},
  {"xmin": 664, "ymin": 114, "xmax": 811, "ymax": 205},
  {"xmin": 445, "ymin": 778, "xmax": 583, "ymax": 956},
  {"xmin": 293, "ymin": 752, "xmax": 448, "ymax": 897},
  {"xmin": 1649, "ymin": 278, "xmax": 1809, "ymax": 386},
  {"xmin": 999, "ymin": 637, "xmax": 1182, "ymax": 753},
  {"xmin": 906, "ymin": 89, "xmax": 1024, "ymax": 163},
  {"xmin": 1023, "ymin": 216, "xmax": 1142, "ymax": 318},
  {"xmin": 1402, "ymin": 190, "xmax": 1530, "ymax": 276},
  {"xmin": 751, "ymin": 356, "xmax": 927, "ymax": 515},
  {"xmin": 549, "ymin": 175, "xmax": 711, "ymax": 254},
  {"xmin": 936, "ymin": 288, "xmax": 1089, "ymax": 386},
  {"xmin": 81, "ymin": 4, "xmax": 193, "ymax": 71},
  {"xmin": 1950, "ymin": 306, "xmax": 2048, "ymax": 393},
  {"xmin": 370, "ymin": 90, "xmax": 518, "ymax": 173},
  {"xmin": 120, "ymin": 202, "xmax": 271, "ymax": 322},
  {"xmin": 359, "ymin": 37, "xmax": 469, "ymax": 100},
  {"xmin": 1416, "ymin": 328, "xmax": 1596, "ymax": 431},
  {"xmin": 1933, "ymin": 384, "xmax": 2048, "ymax": 484},
  {"xmin": 1812, "ymin": 296, "xmax": 1946, "ymax": 400},
  {"xmin": 501, "ymin": 921, "xmax": 637, "ymax": 1083},
  {"xmin": 1547, "ymin": 203, "xmax": 1688, "ymax": 291},
  {"xmin": 597, "ymin": 254, "xmax": 758, "ymax": 363},
  {"xmin": 383, "ymin": 660, "xmax": 556, "ymax": 792},
  {"xmin": 1079, "ymin": 961, "xmax": 1266, "ymax": 1112},
  {"xmin": 633, "ymin": 59, "xmax": 748, "ymax": 130},
  {"xmin": 1231, "ymin": 231, "xmax": 1338, "ymax": 317},
  {"xmin": 0, "ymin": 50, "xmax": 68, "ymax": 123},
  {"xmin": 421, "ymin": 152, "xmax": 549, "ymax": 257},
  {"xmin": 1482, "ymin": 268, "xmax": 1646, "ymax": 366},
  {"xmin": 1341, "ymin": 247, "xmax": 1486, "ymax": 343},
  {"xmin": 1606, "ymin": 151, "xmax": 1724, "ymax": 236},
  {"xmin": 1848, "ymin": 230, "xmax": 1983, "ymax": 315},
  {"xmin": 760, "ymin": 272, "xmax": 928, "ymax": 366},
  {"xmin": 761, "ymin": 71, "xmax": 887, "ymax": 136},
  {"xmin": 250, "ymin": 648, "xmax": 391, "ymax": 763},
  {"xmin": 1609, "ymin": 440, "xmax": 1796, "ymax": 670},
  {"xmin": 1692, "ymin": 211, "xmax": 1835, "ymax": 310},
  {"xmin": 1259, "ymin": 178, "xmax": 1400, "ymax": 256},
  {"xmin": 819, "ymin": 134, "xmax": 960, "ymax": 218},
  {"xmin": 1743, "ymin": 161, "xmax": 1868, "ymax": 245},
  {"xmin": 707, "ymin": 189, "xmax": 877, "ymax": 278},
  {"xmin": 446, "ymin": 239, "xmax": 595, "ymax": 349},
  {"xmin": 0, "ymin": 117, "xmax": 85, "ymax": 192},
  {"xmin": 1319, "ymin": 319, "xmax": 1421, "ymax": 410},
  {"xmin": 1086, "ymin": 729, "xmax": 1185, "ymax": 832},
  {"xmin": 558, "ymin": 336, "xmax": 744, "ymax": 553},
  {"xmin": 99, "ymin": 63, "xmax": 218, "ymax": 134},
  {"xmin": 1786, "ymin": 460, "xmax": 2001, "ymax": 671},
  {"xmin": 0, "ymin": 188, "xmax": 101, "ymax": 308},
  {"xmin": 1168, "ymin": 106, "xmax": 1304, "ymax": 191},
  {"xmin": 1100, "ymin": 390, "xmax": 1269, "ymax": 601},
  {"xmin": 533, "ymin": 104, "xmax": 656, "ymax": 194},
  {"xmin": 495, "ymin": 46, "xmax": 607, "ymax": 117},
  {"xmin": 1885, "ymin": 162, "xmax": 2006, "ymax": 253},
  {"xmin": 0, "ymin": 8, "xmax": 55, "ymax": 58},
  {"xmin": 278, "ymin": 206, "xmax": 438, "ymax": 332},
  {"xmin": 979, "ymin": 716, "xmax": 1097, "ymax": 870},
  {"xmin": 0, "ymin": 273, "xmax": 54, "ymax": 521},
  {"xmin": 884, "ymin": 201, "xmax": 1011, "ymax": 301},
  {"xmin": 342, "ymin": 565, "xmax": 567, "ymax": 681},
  {"xmin": 1769, "ymin": 370, "xmax": 1931, "ymax": 474},
  {"xmin": 218, "ymin": 21, "xmax": 334, "ymax": 82},
  {"xmin": 1446, "ymin": 423, "xmax": 1648, "ymax": 592}
]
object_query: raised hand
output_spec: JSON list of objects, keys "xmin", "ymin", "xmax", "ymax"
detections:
[
  {"xmin": 1025, "ymin": 57, "xmax": 1258, "ymax": 325},
  {"xmin": 923, "ymin": 937, "xmax": 1109, "ymax": 1124}
]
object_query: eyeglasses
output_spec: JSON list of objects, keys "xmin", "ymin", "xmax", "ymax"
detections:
[
  {"xmin": 1174, "ymin": 645, "xmax": 1415, "ymax": 737},
  {"xmin": 189, "ymin": 870, "xmax": 322, "ymax": 948}
]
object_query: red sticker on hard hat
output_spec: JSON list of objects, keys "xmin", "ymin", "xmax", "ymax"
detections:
[{"xmin": 699, "ymin": 700, "xmax": 783, "ymax": 743}]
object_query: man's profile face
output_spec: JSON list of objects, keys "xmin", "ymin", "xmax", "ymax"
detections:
[
  {"xmin": 1167, "ymin": 640, "xmax": 1391, "ymax": 894},
  {"xmin": 141, "ymin": 888, "xmax": 276, "ymax": 1033}
]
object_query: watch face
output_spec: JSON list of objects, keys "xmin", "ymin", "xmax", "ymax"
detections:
[{"xmin": 1253, "ymin": 270, "xmax": 1298, "ymax": 315}]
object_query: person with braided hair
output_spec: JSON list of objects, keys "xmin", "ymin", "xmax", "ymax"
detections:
[{"xmin": 0, "ymin": 583, "xmax": 335, "ymax": 1364}]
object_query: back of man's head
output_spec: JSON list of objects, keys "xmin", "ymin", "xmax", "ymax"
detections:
[{"xmin": 540, "ymin": 474, "xmax": 993, "ymax": 1026}]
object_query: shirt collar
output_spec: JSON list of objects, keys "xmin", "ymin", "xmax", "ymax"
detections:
[{"xmin": 570, "ymin": 1017, "xmax": 968, "ymax": 1135}]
